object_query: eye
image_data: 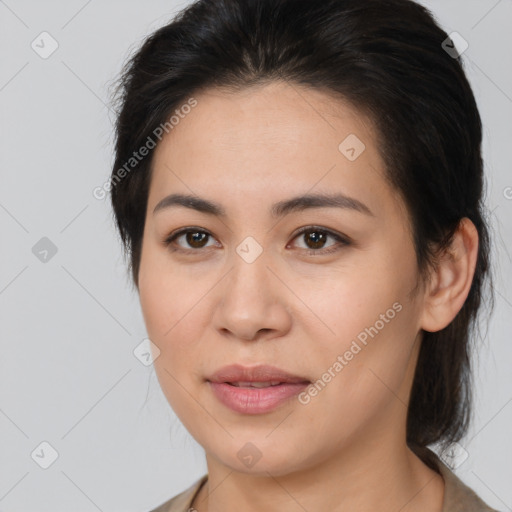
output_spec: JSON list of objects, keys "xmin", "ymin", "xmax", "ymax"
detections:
[
  {"xmin": 288, "ymin": 226, "xmax": 350, "ymax": 255},
  {"xmin": 163, "ymin": 226, "xmax": 351, "ymax": 255},
  {"xmin": 164, "ymin": 227, "xmax": 219, "ymax": 252}
]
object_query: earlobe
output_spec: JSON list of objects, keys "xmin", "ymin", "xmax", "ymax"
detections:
[{"xmin": 420, "ymin": 218, "xmax": 479, "ymax": 333}]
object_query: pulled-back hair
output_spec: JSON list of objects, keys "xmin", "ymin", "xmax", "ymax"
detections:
[{"xmin": 109, "ymin": 0, "xmax": 494, "ymax": 468}]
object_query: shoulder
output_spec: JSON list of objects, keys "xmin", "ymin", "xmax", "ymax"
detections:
[
  {"xmin": 431, "ymin": 453, "xmax": 499, "ymax": 512},
  {"xmin": 148, "ymin": 474, "xmax": 208, "ymax": 512}
]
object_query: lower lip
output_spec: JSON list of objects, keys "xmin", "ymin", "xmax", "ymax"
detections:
[{"xmin": 208, "ymin": 381, "xmax": 309, "ymax": 414}]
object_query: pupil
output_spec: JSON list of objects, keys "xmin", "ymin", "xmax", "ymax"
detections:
[
  {"xmin": 307, "ymin": 231, "xmax": 325, "ymax": 249},
  {"xmin": 187, "ymin": 231, "xmax": 207, "ymax": 247}
]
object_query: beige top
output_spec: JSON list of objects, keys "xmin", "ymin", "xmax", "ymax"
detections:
[{"xmin": 149, "ymin": 458, "xmax": 499, "ymax": 512}]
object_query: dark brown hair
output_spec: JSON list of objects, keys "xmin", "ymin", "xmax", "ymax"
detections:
[{"xmin": 109, "ymin": 0, "xmax": 494, "ymax": 468}]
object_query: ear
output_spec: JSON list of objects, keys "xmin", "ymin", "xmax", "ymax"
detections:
[{"xmin": 420, "ymin": 218, "xmax": 479, "ymax": 333}]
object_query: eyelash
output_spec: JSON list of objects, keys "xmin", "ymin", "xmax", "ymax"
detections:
[{"xmin": 163, "ymin": 225, "xmax": 351, "ymax": 256}]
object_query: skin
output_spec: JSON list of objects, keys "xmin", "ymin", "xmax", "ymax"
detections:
[{"xmin": 137, "ymin": 80, "xmax": 479, "ymax": 512}]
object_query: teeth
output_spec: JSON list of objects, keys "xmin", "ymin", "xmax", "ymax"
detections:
[{"xmin": 230, "ymin": 381, "xmax": 282, "ymax": 388}]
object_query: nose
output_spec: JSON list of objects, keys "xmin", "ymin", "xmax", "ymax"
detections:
[{"xmin": 211, "ymin": 250, "xmax": 292, "ymax": 342}]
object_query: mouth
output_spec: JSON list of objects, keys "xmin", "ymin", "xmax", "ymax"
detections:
[
  {"xmin": 206, "ymin": 364, "xmax": 311, "ymax": 414},
  {"xmin": 225, "ymin": 381, "xmax": 292, "ymax": 388},
  {"xmin": 207, "ymin": 363, "xmax": 311, "ymax": 385}
]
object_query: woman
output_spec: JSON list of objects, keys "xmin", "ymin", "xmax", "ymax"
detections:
[{"xmin": 109, "ymin": 0, "xmax": 497, "ymax": 510}]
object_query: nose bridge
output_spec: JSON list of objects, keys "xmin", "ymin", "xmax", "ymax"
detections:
[
  {"xmin": 228, "ymin": 237, "xmax": 273, "ymax": 307},
  {"xmin": 212, "ymin": 238, "xmax": 291, "ymax": 340}
]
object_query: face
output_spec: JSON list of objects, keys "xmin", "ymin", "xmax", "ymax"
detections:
[{"xmin": 138, "ymin": 81, "xmax": 427, "ymax": 476}]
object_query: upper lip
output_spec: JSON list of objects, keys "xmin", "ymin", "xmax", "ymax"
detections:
[{"xmin": 207, "ymin": 364, "xmax": 310, "ymax": 384}]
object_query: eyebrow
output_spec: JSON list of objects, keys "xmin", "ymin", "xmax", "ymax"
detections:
[{"xmin": 153, "ymin": 192, "xmax": 374, "ymax": 218}]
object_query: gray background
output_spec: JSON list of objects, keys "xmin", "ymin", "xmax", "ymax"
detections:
[{"xmin": 0, "ymin": 0, "xmax": 510, "ymax": 511}]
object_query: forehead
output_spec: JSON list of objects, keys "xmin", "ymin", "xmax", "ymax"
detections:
[
  {"xmin": 156, "ymin": 81, "xmax": 376, "ymax": 156},
  {"xmin": 148, "ymin": 81, "xmax": 405, "ymax": 226}
]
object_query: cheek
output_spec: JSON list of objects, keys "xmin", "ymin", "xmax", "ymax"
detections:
[
  {"xmin": 138, "ymin": 275, "xmax": 171, "ymax": 345},
  {"xmin": 297, "ymin": 261, "xmax": 411, "ymax": 345},
  {"xmin": 138, "ymin": 243, "xmax": 190, "ymax": 339},
  {"xmin": 138, "ymin": 247, "xmax": 210, "ymax": 374},
  {"xmin": 139, "ymin": 260, "xmax": 204, "ymax": 418},
  {"xmin": 295, "ymin": 254, "xmax": 419, "ymax": 399},
  {"xmin": 295, "ymin": 304, "xmax": 418, "ymax": 448}
]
